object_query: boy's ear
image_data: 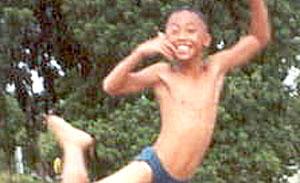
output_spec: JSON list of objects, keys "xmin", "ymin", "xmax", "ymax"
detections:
[{"xmin": 203, "ymin": 33, "xmax": 212, "ymax": 47}]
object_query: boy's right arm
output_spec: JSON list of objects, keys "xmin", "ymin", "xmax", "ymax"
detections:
[
  {"xmin": 210, "ymin": 0, "xmax": 270, "ymax": 75},
  {"xmin": 103, "ymin": 34, "xmax": 175, "ymax": 96}
]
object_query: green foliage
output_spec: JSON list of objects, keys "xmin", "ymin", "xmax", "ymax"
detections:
[
  {"xmin": 0, "ymin": 95, "xmax": 27, "ymax": 148},
  {"xmin": 38, "ymin": 132, "xmax": 60, "ymax": 161},
  {"xmin": 0, "ymin": 5, "xmax": 36, "ymax": 49},
  {"xmin": 0, "ymin": 150, "xmax": 6, "ymax": 171},
  {"xmin": 0, "ymin": 172, "xmax": 41, "ymax": 183},
  {"xmin": 0, "ymin": 0, "xmax": 299, "ymax": 181}
]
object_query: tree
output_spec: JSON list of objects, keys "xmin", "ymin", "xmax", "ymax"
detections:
[
  {"xmin": 0, "ymin": 94, "xmax": 26, "ymax": 173},
  {"xmin": 0, "ymin": 0, "xmax": 299, "ymax": 182}
]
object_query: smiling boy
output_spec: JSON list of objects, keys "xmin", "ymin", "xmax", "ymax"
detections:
[{"xmin": 44, "ymin": 0, "xmax": 270, "ymax": 182}]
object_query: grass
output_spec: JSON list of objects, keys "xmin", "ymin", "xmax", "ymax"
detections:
[{"xmin": 0, "ymin": 171, "xmax": 55, "ymax": 183}]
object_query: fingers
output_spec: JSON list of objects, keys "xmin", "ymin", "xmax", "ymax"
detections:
[
  {"xmin": 161, "ymin": 42, "xmax": 176, "ymax": 61},
  {"xmin": 42, "ymin": 109, "xmax": 55, "ymax": 123},
  {"xmin": 157, "ymin": 32, "xmax": 176, "ymax": 61},
  {"xmin": 42, "ymin": 109, "xmax": 55, "ymax": 124},
  {"xmin": 163, "ymin": 40, "xmax": 177, "ymax": 54},
  {"xmin": 161, "ymin": 45, "xmax": 175, "ymax": 61},
  {"xmin": 137, "ymin": 32, "xmax": 176, "ymax": 60}
]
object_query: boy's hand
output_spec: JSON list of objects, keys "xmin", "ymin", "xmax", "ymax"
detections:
[{"xmin": 135, "ymin": 32, "xmax": 176, "ymax": 61}]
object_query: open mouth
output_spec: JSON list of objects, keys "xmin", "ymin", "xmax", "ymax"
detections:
[
  {"xmin": 176, "ymin": 44, "xmax": 193, "ymax": 55},
  {"xmin": 177, "ymin": 45, "xmax": 191, "ymax": 52}
]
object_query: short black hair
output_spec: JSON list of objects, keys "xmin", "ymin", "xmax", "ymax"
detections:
[{"xmin": 168, "ymin": 6, "xmax": 207, "ymax": 25}]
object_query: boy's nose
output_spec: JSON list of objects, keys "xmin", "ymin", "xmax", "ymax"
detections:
[{"xmin": 177, "ymin": 31, "xmax": 188, "ymax": 40}]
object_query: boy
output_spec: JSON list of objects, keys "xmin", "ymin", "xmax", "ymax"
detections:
[{"xmin": 44, "ymin": 0, "xmax": 270, "ymax": 182}]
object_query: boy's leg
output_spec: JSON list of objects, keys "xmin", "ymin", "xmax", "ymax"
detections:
[
  {"xmin": 62, "ymin": 146, "xmax": 89, "ymax": 183},
  {"xmin": 95, "ymin": 161, "xmax": 152, "ymax": 183},
  {"xmin": 44, "ymin": 115, "xmax": 93, "ymax": 183},
  {"xmin": 44, "ymin": 115, "xmax": 153, "ymax": 183}
]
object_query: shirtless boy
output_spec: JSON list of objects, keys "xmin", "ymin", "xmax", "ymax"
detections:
[{"xmin": 44, "ymin": 0, "xmax": 270, "ymax": 182}]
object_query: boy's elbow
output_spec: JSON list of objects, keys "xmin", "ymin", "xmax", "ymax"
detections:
[
  {"xmin": 261, "ymin": 30, "xmax": 271, "ymax": 48},
  {"xmin": 251, "ymin": 26, "xmax": 271, "ymax": 49},
  {"xmin": 259, "ymin": 36, "xmax": 271, "ymax": 49},
  {"xmin": 259, "ymin": 27, "xmax": 272, "ymax": 49},
  {"xmin": 253, "ymin": 34, "xmax": 270, "ymax": 50},
  {"xmin": 102, "ymin": 79, "xmax": 118, "ymax": 96}
]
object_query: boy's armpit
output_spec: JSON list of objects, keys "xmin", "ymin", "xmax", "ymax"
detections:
[{"xmin": 210, "ymin": 35, "xmax": 261, "ymax": 74}]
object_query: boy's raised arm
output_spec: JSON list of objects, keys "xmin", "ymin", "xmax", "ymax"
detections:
[
  {"xmin": 103, "ymin": 34, "xmax": 175, "ymax": 96},
  {"xmin": 211, "ymin": 0, "xmax": 271, "ymax": 74},
  {"xmin": 249, "ymin": 0, "xmax": 271, "ymax": 48}
]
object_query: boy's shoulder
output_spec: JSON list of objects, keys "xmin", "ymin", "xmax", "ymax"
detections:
[
  {"xmin": 149, "ymin": 61, "xmax": 173, "ymax": 82},
  {"xmin": 150, "ymin": 61, "xmax": 171, "ymax": 73}
]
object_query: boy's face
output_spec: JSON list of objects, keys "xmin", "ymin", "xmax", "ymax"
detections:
[{"xmin": 165, "ymin": 10, "xmax": 211, "ymax": 61}]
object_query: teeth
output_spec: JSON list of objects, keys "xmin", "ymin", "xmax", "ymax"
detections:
[{"xmin": 177, "ymin": 45, "xmax": 190, "ymax": 52}]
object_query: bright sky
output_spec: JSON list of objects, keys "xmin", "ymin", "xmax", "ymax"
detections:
[
  {"xmin": 283, "ymin": 66, "xmax": 300, "ymax": 90},
  {"xmin": 288, "ymin": 172, "xmax": 300, "ymax": 183},
  {"xmin": 30, "ymin": 69, "xmax": 44, "ymax": 94},
  {"xmin": 6, "ymin": 56, "xmax": 65, "ymax": 94}
]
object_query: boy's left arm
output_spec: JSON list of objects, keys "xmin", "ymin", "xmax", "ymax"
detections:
[{"xmin": 211, "ymin": 0, "xmax": 271, "ymax": 74}]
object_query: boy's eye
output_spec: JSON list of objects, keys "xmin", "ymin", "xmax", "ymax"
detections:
[
  {"xmin": 166, "ymin": 24, "xmax": 180, "ymax": 35},
  {"xmin": 169, "ymin": 28, "xmax": 179, "ymax": 34},
  {"xmin": 187, "ymin": 28, "xmax": 197, "ymax": 33}
]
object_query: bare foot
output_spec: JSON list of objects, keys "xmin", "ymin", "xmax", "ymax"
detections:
[{"xmin": 44, "ymin": 115, "xmax": 94, "ymax": 151}]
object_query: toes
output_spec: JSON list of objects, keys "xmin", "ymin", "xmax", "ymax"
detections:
[
  {"xmin": 42, "ymin": 114, "xmax": 49, "ymax": 124},
  {"xmin": 46, "ymin": 115, "xmax": 60, "ymax": 121}
]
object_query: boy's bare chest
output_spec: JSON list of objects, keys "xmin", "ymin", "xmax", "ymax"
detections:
[{"xmin": 157, "ymin": 71, "xmax": 221, "ymax": 107}]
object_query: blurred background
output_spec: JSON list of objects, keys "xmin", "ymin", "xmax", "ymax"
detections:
[{"xmin": 0, "ymin": 0, "xmax": 299, "ymax": 182}]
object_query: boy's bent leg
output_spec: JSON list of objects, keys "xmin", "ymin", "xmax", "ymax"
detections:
[
  {"xmin": 95, "ymin": 161, "xmax": 153, "ymax": 183},
  {"xmin": 63, "ymin": 146, "xmax": 89, "ymax": 183},
  {"xmin": 44, "ymin": 115, "xmax": 153, "ymax": 183},
  {"xmin": 44, "ymin": 115, "xmax": 94, "ymax": 183}
]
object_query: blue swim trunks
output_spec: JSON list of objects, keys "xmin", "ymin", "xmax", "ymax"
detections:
[{"xmin": 135, "ymin": 146, "xmax": 188, "ymax": 183}]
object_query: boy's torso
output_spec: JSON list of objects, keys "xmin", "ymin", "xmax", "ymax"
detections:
[{"xmin": 152, "ymin": 62, "xmax": 225, "ymax": 180}]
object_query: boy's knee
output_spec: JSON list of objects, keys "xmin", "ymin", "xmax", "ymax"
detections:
[{"xmin": 63, "ymin": 171, "xmax": 89, "ymax": 183}]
